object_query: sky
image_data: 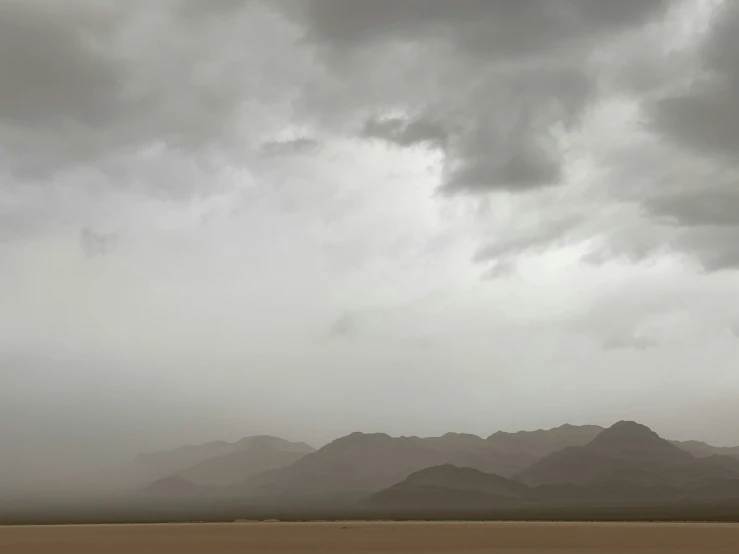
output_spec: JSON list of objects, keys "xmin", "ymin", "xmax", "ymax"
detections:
[{"xmin": 2, "ymin": 0, "xmax": 739, "ymax": 486}]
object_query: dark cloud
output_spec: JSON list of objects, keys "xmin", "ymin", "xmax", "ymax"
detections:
[
  {"xmin": 443, "ymin": 121, "xmax": 563, "ymax": 193},
  {"xmin": 0, "ymin": 0, "xmax": 119, "ymax": 127},
  {"xmin": 442, "ymin": 64, "xmax": 594, "ymax": 194},
  {"xmin": 0, "ymin": 0, "xmax": 673, "ymax": 204},
  {"xmin": 651, "ymin": 85, "xmax": 739, "ymax": 159},
  {"xmin": 0, "ymin": 0, "xmax": 305, "ymax": 183},
  {"xmin": 638, "ymin": 2, "xmax": 739, "ymax": 270},
  {"xmin": 295, "ymin": 0, "xmax": 671, "ymax": 59},
  {"xmin": 176, "ymin": 0, "xmax": 252, "ymax": 19},
  {"xmin": 361, "ymin": 115, "xmax": 448, "ymax": 149},
  {"xmin": 0, "ymin": 0, "xmax": 705, "ymax": 274},
  {"xmin": 676, "ymin": 229, "xmax": 739, "ymax": 272},
  {"xmin": 646, "ymin": 188, "xmax": 739, "ymax": 229},
  {"xmin": 288, "ymin": 0, "xmax": 665, "ymax": 195}
]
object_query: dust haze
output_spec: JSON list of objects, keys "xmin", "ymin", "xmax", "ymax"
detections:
[{"xmin": 2, "ymin": 0, "xmax": 739, "ymax": 514}]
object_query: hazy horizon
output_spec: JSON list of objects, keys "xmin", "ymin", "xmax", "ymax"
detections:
[{"xmin": 3, "ymin": 0, "xmax": 739, "ymax": 493}]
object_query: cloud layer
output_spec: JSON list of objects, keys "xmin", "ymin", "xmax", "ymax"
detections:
[{"xmin": 2, "ymin": 0, "xmax": 739, "ymax": 487}]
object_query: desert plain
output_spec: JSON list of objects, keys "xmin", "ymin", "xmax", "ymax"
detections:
[{"xmin": 2, "ymin": 521, "xmax": 739, "ymax": 553}]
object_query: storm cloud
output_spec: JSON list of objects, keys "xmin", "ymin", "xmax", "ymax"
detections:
[{"xmin": 2, "ymin": 0, "xmax": 739, "ymax": 491}]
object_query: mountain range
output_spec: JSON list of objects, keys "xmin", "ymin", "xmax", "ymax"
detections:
[
  {"xmin": 137, "ymin": 422, "xmax": 739, "ymax": 510},
  {"xmin": 133, "ymin": 435, "xmax": 315, "ymax": 489},
  {"xmin": 368, "ymin": 422, "xmax": 739, "ymax": 510}
]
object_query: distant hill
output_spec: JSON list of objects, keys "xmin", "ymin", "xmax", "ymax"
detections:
[
  {"xmin": 241, "ymin": 432, "xmax": 447, "ymax": 499},
  {"xmin": 486, "ymin": 424, "xmax": 604, "ymax": 465},
  {"xmin": 129, "ymin": 435, "xmax": 314, "ymax": 486},
  {"xmin": 129, "ymin": 423, "xmax": 739, "ymax": 507},
  {"xmin": 240, "ymin": 425, "xmax": 606, "ymax": 500},
  {"xmin": 516, "ymin": 421, "xmax": 739, "ymax": 488},
  {"xmin": 176, "ymin": 436, "xmax": 315, "ymax": 487},
  {"xmin": 671, "ymin": 440, "xmax": 739, "ymax": 459},
  {"xmin": 412, "ymin": 424, "xmax": 604, "ymax": 478}
]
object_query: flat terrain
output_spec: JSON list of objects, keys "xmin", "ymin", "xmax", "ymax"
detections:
[{"xmin": 1, "ymin": 521, "xmax": 739, "ymax": 553}]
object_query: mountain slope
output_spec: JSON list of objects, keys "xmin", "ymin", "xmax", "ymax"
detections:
[
  {"xmin": 240, "ymin": 425, "xmax": 615, "ymax": 500},
  {"xmin": 369, "ymin": 462, "xmax": 739, "ymax": 511},
  {"xmin": 241, "ymin": 425, "xmax": 608, "ymax": 500},
  {"xmin": 487, "ymin": 424, "xmax": 604, "ymax": 460},
  {"xmin": 129, "ymin": 435, "xmax": 313, "ymax": 486},
  {"xmin": 367, "ymin": 464, "xmax": 530, "ymax": 509},
  {"xmin": 242, "ymin": 432, "xmax": 447, "ymax": 499},
  {"xmin": 176, "ymin": 436, "xmax": 315, "ymax": 487},
  {"xmin": 672, "ymin": 440, "xmax": 739, "ymax": 459},
  {"xmin": 415, "ymin": 424, "xmax": 605, "ymax": 477},
  {"xmin": 517, "ymin": 421, "xmax": 739, "ymax": 488}
]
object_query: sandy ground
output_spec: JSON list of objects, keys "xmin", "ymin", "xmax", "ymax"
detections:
[{"xmin": 1, "ymin": 521, "xmax": 739, "ymax": 553}]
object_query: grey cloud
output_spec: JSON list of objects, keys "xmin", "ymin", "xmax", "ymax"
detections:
[
  {"xmin": 474, "ymin": 224, "xmax": 567, "ymax": 262},
  {"xmin": 651, "ymin": 84, "xmax": 739, "ymax": 159},
  {"xmin": 0, "ymin": 0, "xmax": 306, "ymax": 184},
  {"xmin": 79, "ymin": 227, "xmax": 118, "ymax": 258},
  {"xmin": 602, "ymin": 335, "xmax": 660, "ymax": 352},
  {"xmin": 443, "ymin": 122, "xmax": 563, "ymax": 193},
  {"xmin": 362, "ymin": 101, "xmax": 569, "ymax": 193},
  {"xmin": 447, "ymin": 64, "xmax": 594, "ymax": 193},
  {"xmin": 328, "ymin": 308, "xmax": 394, "ymax": 340},
  {"xmin": 9, "ymin": 0, "xmax": 739, "ymax": 494},
  {"xmin": 296, "ymin": 0, "xmax": 671, "ymax": 59},
  {"xmin": 646, "ymin": 188, "xmax": 739, "ymax": 228},
  {"xmin": 176, "ymin": 0, "xmax": 252, "ymax": 19},
  {"xmin": 582, "ymin": 239, "xmax": 670, "ymax": 268},
  {"xmin": 260, "ymin": 137, "xmax": 321, "ymax": 157},
  {"xmin": 0, "ymin": 0, "xmax": 673, "ymax": 211},
  {"xmin": 473, "ymin": 214, "xmax": 583, "ymax": 266},
  {"xmin": 635, "ymin": 3, "xmax": 739, "ymax": 270},
  {"xmin": 290, "ymin": 1, "xmax": 669, "ymax": 196},
  {"xmin": 676, "ymin": 228, "xmax": 739, "ymax": 273},
  {"xmin": 328, "ymin": 291, "xmax": 448, "ymax": 341},
  {"xmin": 0, "ymin": 0, "xmax": 119, "ymax": 127},
  {"xmin": 361, "ymin": 115, "xmax": 448, "ymax": 149},
  {"xmin": 328, "ymin": 313, "xmax": 357, "ymax": 338},
  {"xmin": 483, "ymin": 259, "xmax": 517, "ymax": 279}
]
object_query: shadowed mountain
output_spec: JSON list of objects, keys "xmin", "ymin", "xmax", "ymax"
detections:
[
  {"xmin": 241, "ymin": 433, "xmax": 448, "ymax": 500},
  {"xmin": 240, "ymin": 425, "xmax": 605, "ymax": 500},
  {"xmin": 129, "ymin": 436, "xmax": 314, "ymax": 486},
  {"xmin": 367, "ymin": 464, "xmax": 531, "ymax": 510},
  {"xmin": 485, "ymin": 424, "xmax": 604, "ymax": 467},
  {"xmin": 367, "ymin": 463, "xmax": 687, "ymax": 510},
  {"xmin": 415, "ymin": 424, "xmax": 605, "ymax": 477},
  {"xmin": 408, "ymin": 433, "xmax": 534, "ymax": 477},
  {"xmin": 369, "ymin": 462, "xmax": 739, "ymax": 512},
  {"xmin": 517, "ymin": 421, "xmax": 739, "ymax": 488}
]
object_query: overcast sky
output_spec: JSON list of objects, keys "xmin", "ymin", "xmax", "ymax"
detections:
[{"xmin": 3, "ymin": 0, "xmax": 739, "ymax": 484}]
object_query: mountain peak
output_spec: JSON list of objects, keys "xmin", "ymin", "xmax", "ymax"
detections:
[
  {"xmin": 601, "ymin": 420, "xmax": 659, "ymax": 437},
  {"xmin": 321, "ymin": 432, "xmax": 394, "ymax": 452},
  {"xmin": 594, "ymin": 421, "xmax": 659, "ymax": 441},
  {"xmin": 586, "ymin": 421, "xmax": 689, "ymax": 458}
]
